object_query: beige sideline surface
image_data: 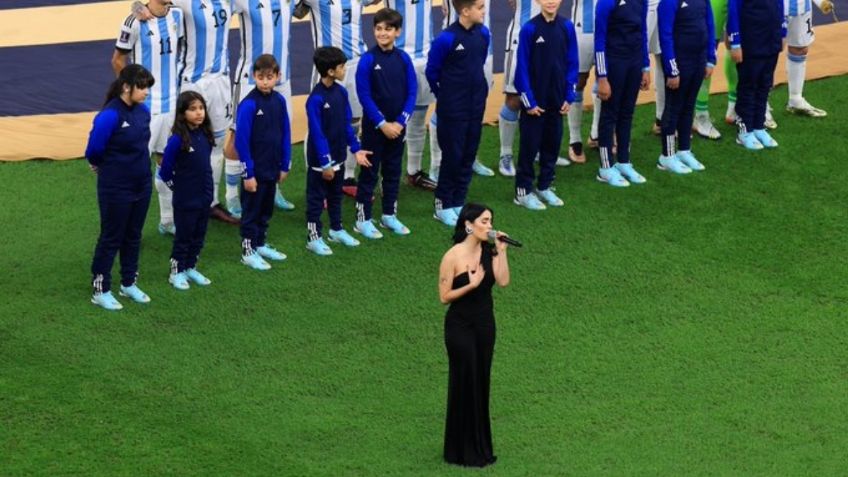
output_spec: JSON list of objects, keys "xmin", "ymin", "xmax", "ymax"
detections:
[{"xmin": 1, "ymin": 22, "xmax": 846, "ymax": 161}]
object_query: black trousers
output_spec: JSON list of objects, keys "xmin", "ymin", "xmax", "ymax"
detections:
[
  {"xmin": 661, "ymin": 60, "xmax": 705, "ymax": 155},
  {"xmin": 91, "ymin": 195, "xmax": 151, "ymax": 293},
  {"xmin": 306, "ymin": 166, "xmax": 344, "ymax": 241},
  {"xmin": 735, "ymin": 54, "xmax": 778, "ymax": 132},
  {"xmin": 515, "ymin": 109, "xmax": 563, "ymax": 194},
  {"xmin": 171, "ymin": 207, "xmax": 209, "ymax": 272},
  {"xmin": 435, "ymin": 117, "xmax": 483, "ymax": 210},
  {"xmin": 240, "ymin": 179, "xmax": 276, "ymax": 251},
  {"xmin": 356, "ymin": 127, "xmax": 405, "ymax": 221},
  {"xmin": 599, "ymin": 56, "xmax": 643, "ymax": 166}
]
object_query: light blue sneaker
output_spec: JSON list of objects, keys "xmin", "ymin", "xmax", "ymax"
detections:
[
  {"xmin": 381, "ymin": 215, "xmax": 410, "ymax": 235},
  {"xmin": 615, "ymin": 163, "xmax": 647, "ymax": 184},
  {"xmin": 241, "ymin": 252, "xmax": 271, "ymax": 270},
  {"xmin": 226, "ymin": 197, "xmax": 242, "ymax": 219},
  {"xmin": 676, "ymin": 150, "xmax": 705, "ymax": 171},
  {"xmin": 513, "ymin": 192, "xmax": 547, "ymax": 210},
  {"xmin": 736, "ymin": 131, "xmax": 764, "ymax": 150},
  {"xmin": 355, "ymin": 219, "xmax": 384, "ymax": 239},
  {"xmin": 274, "ymin": 190, "xmax": 296, "ymax": 211},
  {"xmin": 91, "ymin": 291, "xmax": 123, "ymax": 311},
  {"xmin": 596, "ymin": 167, "xmax": 630, "ymax": 187},
  {"xmin": 257, "ymin": 244, "xmax": 287, "ymax": 261},
  {"xmin": 536, "ymin": 189, "xmax": 564, "ymax": 207},
  {"xmin": 328, "ymin": 229, "xmax": 360, "ymax": 247},
  {"xmin": 752, "ymin": 129, "xmax": 778, "ymax": 148},
  {"xmin": 472, "ymin": 159, "xmax": 495, "ymax": 177},
  {"xmin": 429, "ymin": 166, "xmax": 440, "ymax": 183},
  {"xmin": 119, "ymin": 284, "xmax": 151, "ymax": 304},
  {"xmin": 499, "ymin": 154, "xmax": 515, "ymax": 177},
  {"xmin": 185, "ymin": 268, "xmax": 211, "ymax": 286},
  {"xmin": 434, "ymin": 207, "xmax": 458, "ymax": 227},
  {"xmin": 451, "ymin": 206, "xmax": 463, "ymax": 217},
  {"xmin": 306, "ymin": 237, "xmax": 333, "ymax": 256},
  {"xmin": 657, "ymin": 155, "xmax": 692, "ymax": 174},
  {"xmin": 169, "ymin": 271, "xmax": 190, "ymax": 290},
  {"xmin": 158, "ymin": 222, "xmax": 176, "ymax": 235}
]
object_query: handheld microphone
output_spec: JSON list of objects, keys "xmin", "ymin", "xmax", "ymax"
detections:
[{"xmin": 488, "ymin": 230, "xmax": 523, "ymax": 248}]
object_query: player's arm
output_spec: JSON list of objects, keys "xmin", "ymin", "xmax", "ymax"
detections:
[
  {"xmin": 481, "ymin": 25, "xmax": 491, "ymax": 65},
  {"xmin": 158, "ymin": 135, "xmax": 182, "ymax": 186},
  {"xmin": 398, "ymin": 51, "xmax": 418, "ymax": 127},
  {"xmin": 658, "ymin": 0, "xmax": 679, "ymax": 77},
  {"xmin": 514, "ymin": 23, "xmax": 538, "ymax": 110},
  {"xmin": 113, "ymin": 15, "xmax": 138, "ymax": 75},
  {"xmin": 355, "ymin": 54, "xmax": 386, "ymax": 128},
  {"xmin": 292, "ymin": 0, "xmax": 311, "ymax": 19},
  {"xmin": 234, "ymin": 99, "xmax": 257, "ymax": 178},
  {"xmin": 305, "ymin": 95, "xmax": 333, "ymax": 169},
  {"xmin": 84, "ymin": 109, "xmax": 120, "ymax": 166},
  {"xmin": 564, "ymin": 20, "xmax": 579, "ymax": 104},
  {"xmin": 593, "ymin": 0, "xmax": 614, "ymax": 78},
  {"xmin": 279, "ymin": 96, "xmax": 292, "ymax": 174},
  {"xmin": 341, "ymin": 88, "xmax": 362, "ymax": 153},
  {"xmin": 425, "ymin": 32, "xmax": 453, "ymax": 98},
  {"xmin": 726, "ymin": 0, "xmax": 741, "ymax": 50}
]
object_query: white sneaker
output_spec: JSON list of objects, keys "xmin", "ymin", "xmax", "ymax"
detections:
[
  {"xmin": 693, "ymin": 113, "xmax": 721, "ymax": 140},
  {"xmin": 764, "ymin": 103, "xmax": 778, "ymax": 130},
  {"xmin": 786, "ymin": 98, "xmax": 827, "ymax": 118}
]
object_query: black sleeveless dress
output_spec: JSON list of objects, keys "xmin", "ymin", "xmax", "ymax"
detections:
[{"xmin": 443, "ymin": 246, "xmax": 497, "ymax": 467}]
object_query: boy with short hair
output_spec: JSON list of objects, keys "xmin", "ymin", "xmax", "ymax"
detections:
[
  {"xmin": 513, "ymin": 0, "xmax": 579, "ymax": 210},
  {"xmin": 426, "ymin": 0, "xmax": 491, "ymax": 227},
  {"xmin": 234, "ymin": 54, "xmax": 291, "ymax": 270},
  {"xmin": 305, "ymin": 47, "xmax": 372, "ymax": 256},
  {"xmin": 354, "ymin": 8, "xmax": 417, "ymax": 239},
  {"xmin": 727, "ymin": 0, "xmax": 784, "ymax": 150}
]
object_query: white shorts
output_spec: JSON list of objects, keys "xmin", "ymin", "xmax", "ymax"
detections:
[
  {"xmin": 787, "ymin": 11, "xmax": 815, "ymax": 48},
  {"xmin": 149, "ymin": 111, "xmax": 175, "ymax": 154},
  {"xmin": 413, "ymin": 57, "xmax": 435, "ymax": 106},
  {"xmin": 646, "ymin": 4, "xmax": 662, "ymax": 55},
  {"xmin": 311, "ymin": 58, "xmax": 363, "ymax": 118},
  {"xmin": 181, "ymin": 73, "xmax": 232, "ymax": 135},
  {"xmin": 230, "ymin": 79, "xmax": 292, "ymax": 131},
  {"xmin": 503, "ymin": 25, "xmax": 520, "ymax": 94},
  {"xmin": 578, "ymin": 32, "xmax": 595, "ymax": 73}
]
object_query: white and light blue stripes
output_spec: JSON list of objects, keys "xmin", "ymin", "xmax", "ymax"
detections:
[{"xmin": 387, "ymin": 0, "xmax": 433, "ymax": 59}]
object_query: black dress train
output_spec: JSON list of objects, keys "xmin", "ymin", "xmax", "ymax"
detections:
[{"xmin": 443, "ymin": 246, "xmax": 497, "ymax": 467}]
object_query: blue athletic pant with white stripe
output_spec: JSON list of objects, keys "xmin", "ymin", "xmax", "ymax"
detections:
[
  {"xmin": 516, "ymin": 110, "xmax": 563, "ymax": 194},
  {"xmin": 91, "ymin": 194, "xmax": 151, "ymax": 293},
  {"xmin": 356, "ymin": 127, "xmax": 405, "ymax": 221},
  {"xmin": 435, "ymin": 118, "xmax": 483, "ymax": 209},
  {"xmin": 306, "ymin": 166, "xmax": 344, "ymax": 241},
  {"xmin": 661, "ymin": 60, "xmax": 704, "ymax": 156},
  {"xmin": 171, "ymin": 207, "xmax": 209, "ymax": 272},
  {"xmin": 735, "ymin": 54, "xmax": 778, "ymax": 132},
  {"xmin": 598, "ymin": 56, "xmax": 643, "ymax": 165},
  {"xmin": 240, "ymin": 179, "xmax": 275, "ymax": 251}
]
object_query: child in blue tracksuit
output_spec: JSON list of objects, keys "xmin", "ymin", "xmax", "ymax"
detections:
[
  {"xmin": 305, "ymin": 47, "xmax": 372, "ymax": 256},
  {"xmin": 158, "ymin": 91, "xmax": 215, "ymax": 290},
  {"xmin": 657, "ymin": 0, "xmax": 717, "ymax": 174},
  {"xmin": 728, "ymin": 0, "xmax": 785, "ymax": 150},
  {"xmin": 594, "ymin": 0, "xmax": 651, "ymax": 187},
  {"xmin": 513, "ymin": 0, "xmax": 579, "ymax": 210},
  {"xmin": 354, "ymin": 8, "xmax": 417, "ymax": 239},
  {"xmin": 425, "ymin": 0, "xmax": 491, "ymax": 227},
  {"xmin": 85, "ymin": 64, "xmax": 155, "ymax": 311},
  {"xmin": 235, "ymin": 54, "xmax": 292, "ymax": 271}
]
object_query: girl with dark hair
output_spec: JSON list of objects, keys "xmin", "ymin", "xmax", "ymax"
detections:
[
  {"xmin": 158, "ymin": 91, "xmax": 215, "ymax": 290},
  {"xmin": 85, "ymin": 64, "xmax": 156, "ymax": 310},
  {"xmin": 438, "ymin": 203, "xmax": 511, "ymax": 467}
]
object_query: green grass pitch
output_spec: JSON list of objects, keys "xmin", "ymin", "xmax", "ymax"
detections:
[{"xmin": 1, "ymin": 77, "xmax": 846, "ymax": 476}]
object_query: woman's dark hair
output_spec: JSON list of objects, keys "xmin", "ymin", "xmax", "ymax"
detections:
[
  {"xmin": 172, "ymin": 91, "xmax": 215, "ymax": 151},
  {"xmin": 452, "ymin": 203, "xmax": 493, "ymax": 244},
  {"xmin": 104, "ymin": 64, "xmax": 155, "ymax": 106}
]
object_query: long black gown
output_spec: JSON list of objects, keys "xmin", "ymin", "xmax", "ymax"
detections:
[{"xmin": 443, "ymin": 246, "xmax": 497, "ymax": 467}]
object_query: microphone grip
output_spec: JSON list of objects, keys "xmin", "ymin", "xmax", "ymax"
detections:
[{"xmin": 498, "ymin": 235, "xmax": 522, "ymax": 248}]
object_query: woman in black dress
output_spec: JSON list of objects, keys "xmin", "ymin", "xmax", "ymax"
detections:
[{"xmin": 438, "ymin": 203, "xmax": 511, "ymax": 467}]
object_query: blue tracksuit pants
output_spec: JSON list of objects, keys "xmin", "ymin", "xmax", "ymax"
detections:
[
  {"xmin": 356, "ymin": 127, "xmax": 405, "ymax": 221},
  {"xmin": 516, "ymin": 109, "xmax": 563, "ymax": 194},
  {"xmin": 91, "ymin": 195, "xmax": 151, "ymax": 293},
  {"xmin": 599, "ymin": 56, "xmax": 643, "ymax": 167}
]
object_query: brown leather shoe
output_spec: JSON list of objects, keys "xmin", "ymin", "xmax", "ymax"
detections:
[{"xmin": 210, "ymin": 204, "xmax": 239, "ymax": 225}]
